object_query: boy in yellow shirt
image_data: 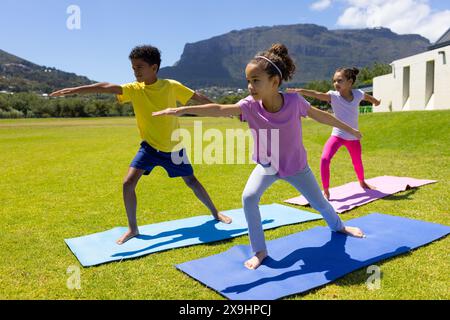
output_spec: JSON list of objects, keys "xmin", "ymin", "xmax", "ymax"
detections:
[{"xmin": 51, "ymin": 45, "xmax": 232, "ymax": 244}]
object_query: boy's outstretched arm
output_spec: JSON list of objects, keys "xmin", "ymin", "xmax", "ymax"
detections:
[
  {"xmin": 307, "ymin": 106, "xmax": 362, "ymax": 139},
  {"xmin": 50, "ymin": 82, "xmax": 123, "ymax": 97},
  {"xmin": 287, "ymin": 88, "xmax": 331, "ymax": 102},
  {"xmin": 363, "ymin": 93, "xmax": 381, "ymax": 106},
  {"xmin": 153, "ymin": 103, "xmax": 241, "ymax": 118},
  {"xmin": 190, "ymin": 91, "xmax": 213, "ymax": 104}
]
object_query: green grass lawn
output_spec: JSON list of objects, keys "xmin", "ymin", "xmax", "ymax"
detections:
[{"xmin": 0, "ymin": 111, "xmax": 449, "ymax": 300}]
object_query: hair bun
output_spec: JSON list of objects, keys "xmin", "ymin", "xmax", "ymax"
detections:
[
  {"xmin": 352, "ymin": 67, "xmax": 360, "ymax": 76},
  {"xmin": 253, "ymin": 43, "xmax": 296, "ymax": 83},
  {"xmin": 269, "ymin": 43, "xmax": 288, "ymax": 57}
]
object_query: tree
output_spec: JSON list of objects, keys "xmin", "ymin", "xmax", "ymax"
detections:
[{"xmin": 355, "ymin": 63, "xmax": 391, "ymax": 87}]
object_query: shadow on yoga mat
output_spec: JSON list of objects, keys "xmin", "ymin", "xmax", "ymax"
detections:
[
  {"xmin": 285, "ymin": 176, "xmax": 437, "ymax": 213},
  {"xmin": 65, "ymin": 204, "xmax": 322, "ymax": 267},
  {"xmin": 176, "ymin": 213, "xmax": 450, "ymax": 300}
]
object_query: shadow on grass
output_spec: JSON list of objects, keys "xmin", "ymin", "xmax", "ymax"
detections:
[{"xmin": 381, "ymin": 188, "xmax": 418, "ymax": 201}]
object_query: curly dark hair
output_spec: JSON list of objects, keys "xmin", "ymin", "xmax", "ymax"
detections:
[
  {"xmin": 129, "ymin": 45, "xmax": 162, "ymax": 71},
  {"xmin": 250, "ymin": 43, "xmax": 296, "ymax": 87}
]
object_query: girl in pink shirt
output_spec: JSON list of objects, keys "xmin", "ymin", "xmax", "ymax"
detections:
[{"xmin": 153, "ymin": 44, "xmax": 365, "ymax": 270}]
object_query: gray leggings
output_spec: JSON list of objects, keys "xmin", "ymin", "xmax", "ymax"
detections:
[{"xmin": 242, "ymin": 164, "xmax": 345, "ymax": 253}]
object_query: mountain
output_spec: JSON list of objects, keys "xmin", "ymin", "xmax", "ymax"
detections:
[
  {"xmin": 0, "ymin": 49, "xmax": 94, "ymax": 93},
  {"xmin": 1, "ymin": 24, "xmax": 431, "ymax": 92},
  {"xmin": 159, "ymin": 24, "xmax": 430, "ymax": 88}
]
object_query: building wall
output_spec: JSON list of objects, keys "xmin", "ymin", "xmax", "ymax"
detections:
[
  {"xmin": 373, "ymin": 73, "xmax": 395, "ymax": 112},
  {"xmin": 373, "ymin": 45, "xmax": 450, "ymax": 112}
]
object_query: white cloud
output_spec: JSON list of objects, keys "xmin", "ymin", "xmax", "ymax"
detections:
[
  {"xmin": 336, "ymin": 0, "xmax": 450, "ymax": 42},
  {"xmin": 310, "ymin": 0, "xmax": 332, "ymax": 11}
]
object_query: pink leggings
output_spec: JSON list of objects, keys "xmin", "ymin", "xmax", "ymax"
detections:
[{"xmin": 320, "ymin": 136, "xmax": 365, "ymax": 190}]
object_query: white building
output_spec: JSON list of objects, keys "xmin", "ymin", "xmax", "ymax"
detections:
[{"xmin": 373, "ymin": 28, "xmax": 450, "ymax": 112}]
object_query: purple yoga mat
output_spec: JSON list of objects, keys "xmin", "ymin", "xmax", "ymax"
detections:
[{"xmin": 285, "ymin": 176, "xmax": 437, "ymax": 213}]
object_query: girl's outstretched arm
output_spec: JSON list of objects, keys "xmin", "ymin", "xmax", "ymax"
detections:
[
  {"xmin": 307, "ymin": 107, "xmax": 362, "ymax": 139},
  {"xmin": 287, "ymin": 88, "xmax": 331, "ymax": 102},
  {"xmin": 50, "ymin": 82, "xmax": 123, "ymax": 97},
  {"xmin": 363, "ymin": 93, "xmax": 381, "ymax": 106},
  {"xmin": 152, "ymin": 103, "xmax": 241, "ymax": 118}
]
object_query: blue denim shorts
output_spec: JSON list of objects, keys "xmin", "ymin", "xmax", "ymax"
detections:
[{"xmin": 130, "ymin": 141, "xmax": 193, "ymax": 178}]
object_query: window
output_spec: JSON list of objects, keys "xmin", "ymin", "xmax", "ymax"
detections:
[
  {"xmin": 402, "ymin": 66, "xmax": 410, "ymax": 106},
  {"xmin": 425, "ymin": 60, "xmax": 435, "ymax": 105}
]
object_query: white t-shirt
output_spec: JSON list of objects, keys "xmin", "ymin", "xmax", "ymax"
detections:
[{"xmin": 327, "ymin": 89, "xmax": 364, "ymax": 141}]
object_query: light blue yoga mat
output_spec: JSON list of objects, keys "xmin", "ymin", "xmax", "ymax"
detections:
[
  {"xmin": 65, "ymin": 204, "xmax": 321, "ymax": 267},
  {"xmin": 176, "ymin": 213, "xmax": 450, "ymax": 300}
]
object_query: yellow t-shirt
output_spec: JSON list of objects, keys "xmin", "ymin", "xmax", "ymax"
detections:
[{"xmin": 117, "ymin": 79, "xmax": 194, "ymax": 152}]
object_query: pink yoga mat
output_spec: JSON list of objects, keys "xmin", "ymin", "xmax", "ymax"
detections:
[{"xmin": 285, "ymin": 176, "xmax": 437, "ymax": 213}]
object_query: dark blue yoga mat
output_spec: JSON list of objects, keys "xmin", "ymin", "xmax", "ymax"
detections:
[
  {"xmin": 65, "ymin": 204, "xmax": 321, "ymax": 267},
  {"xmin": 176, "ymin": 213, "xmax": 450, "ymax": 300}
]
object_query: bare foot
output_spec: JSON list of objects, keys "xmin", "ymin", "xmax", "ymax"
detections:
[
  {"xmin": 244, "ymin": 250, "xmax": 268, "ymax": 270},
  {"xmin": 341, "ymin": 226, "xmax": 365, "ymax": 238},
  {"xmin": 116, "ymin": 229, "xmax": 139, "ymax": 245},
  {"xmin": 360, "ymin": 181, "xmax": 376, "ymax": 190},
  {"xmin": 214, "ymin": 212, "xmax": 232, "ymax": 224},
  {"xmin": 324, "ymin": 189, "xmax": 330, "ymax": 200}
]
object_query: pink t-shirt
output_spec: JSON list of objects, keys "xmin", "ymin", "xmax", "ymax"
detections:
[{"xmin": 238, "ymin": 93, "xmax": 311, "ymax": 177}]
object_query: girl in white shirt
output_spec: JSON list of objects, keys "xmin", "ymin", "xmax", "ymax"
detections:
[{"xmin": 289, "ymin": 67, "xmax": 381, "ymax": 200}]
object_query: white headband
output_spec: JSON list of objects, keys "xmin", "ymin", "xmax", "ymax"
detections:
[{"xmin": 256, "ymin": 56, "xmax": 283, "ymax": 78}]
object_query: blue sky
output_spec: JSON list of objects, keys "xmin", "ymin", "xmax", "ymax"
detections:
[{"xmin": 1, "ymin": 0, "xmax": 449, "ymax": 84}]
